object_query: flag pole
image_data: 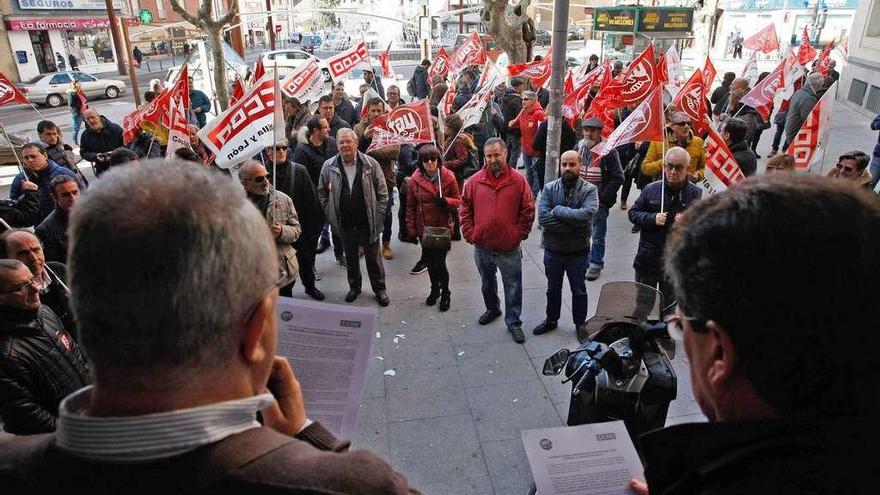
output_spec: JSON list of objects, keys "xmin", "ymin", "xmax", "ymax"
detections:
[
  {"xmin": 0, "ymin": 123, "xmax": 28, "ymax": 178},
  {"xmin": 660, "ymin": 106, "xmax": 666, "ymax": 214},
  {"xmin": 28, "ymin": 102, "xmax": 47, "ymax": 119}
]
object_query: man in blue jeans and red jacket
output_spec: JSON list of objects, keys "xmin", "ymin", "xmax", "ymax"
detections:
[{"xmin": 533, "ymin": 150, "xmax": 598, "ymax": 337}]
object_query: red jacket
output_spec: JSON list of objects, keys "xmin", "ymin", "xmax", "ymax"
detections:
[
  {"xmin": 510, "ymin": 103, "xmax": 546, "ymax": 156},
  {"xmin": 460, "ymin": 165, "xmax": 535, "ymax": 252},
  {"xmin": 405, "ymin": 167, "xmax": 461, "ymax": 238}
]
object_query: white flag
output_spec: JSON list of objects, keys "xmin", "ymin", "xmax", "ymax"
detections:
[
  {"xmin": 325, "ymin": 41, "xmax": 369, "ymax": 81},
  {"xmin": 665, "ymin": 46, "xmax": 685, "ymax": 88},
  {"xmin": 165, "ymin": 97, "xmax": 190, "ymax": 158},
  {"xmin": 780, "ymin": 47, "xmax": 804, "ymax": 101},
  {"xmin": 280, "ymin": 59, "xmax": 324, "ymax": 102},
  {"xmin": 198, "ymin": 74, "xmax": 277, "ymax": 169},
  {"xmin": 741, "ymin": 52, "xmax": 759, "ymax": 86},
  {"xmin": 699, "ymin": 118, "xmax": 746, "ymax": 195}
]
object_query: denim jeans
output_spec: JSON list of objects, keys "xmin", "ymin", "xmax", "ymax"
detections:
[
  {"xmin": 870, "ymin": 153, "xmax": 880, "ymax": 189},
  {"xmin": 507, "ymin": 139, "xmax": 521, "ymax": 169},
  {"xmin": 771, "ymin": 122, "xmax": 785, "ymax": 152},
  {"xmin": 544, "ymin": 250, "xmax": 589, "ymax": 326},
  {"xmin": 71, "ymin": 111, "xmax": 83, "ymax": 144},
  {"xmin": 589, "ymin": 205, "xmax": 609, "ymax": 269},
  {"xmin": 474, "ymin": 245, "xmax": 523, "ymax": 330},
  {"xmin": 522, "ymin": 153, "xmax": 539, "ymax": 197}
]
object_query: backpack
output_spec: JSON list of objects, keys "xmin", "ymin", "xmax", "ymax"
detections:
[
  {"xmin": 406, "ymin": 77, "xmax": 416, "ymax": 97},
  {"xmin": 460, "ymin": 147, "xmax": 480, "ymax": 180}
]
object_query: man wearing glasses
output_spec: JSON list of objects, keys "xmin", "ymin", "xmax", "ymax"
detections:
[
  {"xmin": 641, "ymin": 112, "xmax": 706, "ymax": 183},
  {"xmin": 239, "ymin": 161, "xmax": 302, "ymax": 298},
  {"xmin": 0, "ymin": 259, "xmax": 90, "ymax": 435},
  {"xmin": 628, "ymin": 147, "xmax": 702, "ymax": 302},
  {"xmin": 630, "ymin": 174, "xmax": 879, "ymax": 494}
]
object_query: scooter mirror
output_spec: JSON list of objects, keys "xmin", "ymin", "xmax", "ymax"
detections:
[{"xmin": 543, "ymin": 349, "xmax": 570, "ymax": 375}]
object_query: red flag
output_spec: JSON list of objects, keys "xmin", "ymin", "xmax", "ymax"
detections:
[
  {"xmin": 428, "ymin": 47, "xmax": 450, "ymax": 85},
  {"xmin": 787, "ymin": 81, "xmax": 836, "ymax": 173},
  {"xmin": 656, "ymin": 52, "xmax": 669, "ymax": 84},
  {"xmin": 699, "ymin": 118, "xmax": 746, "ymax": 195},
  {"xmin": 230, "ymin": 79, "xmax": 245, "ymax": 104},
  {"xmin": 595, "ymin": 45, "xmax": 658, "ymax": 108},
  {"xmin": 702, "ymin": 57, "xmax": 717, "ymax": 94},
  {"xmin": 76, "ymin": 86, "xmax": 88, "ymax": 109},
  {"xmin": 563, "ymin": 69, "xmax": 574, "ymax": 94},
  {"xmin": 121, "ymin": 66, "xmax": 190, "ymax": 143},
  {"xmin": 506, "ymin": 53, "xmax": 553, "ymax": 89},
  {"xmin": 0, "ymin": 72, "xmax": 31, "ymax": 107},
  {"xmin": 562, "ymin": 62, "xmax": 610, "ymax": 124},
  {"xmin": 379, "ymin": 42, "xmax": 394, "ymax": 77},
  {"xmin": 740, "ymin": 59, "xmax": 786, "ymax": 121},
  {"xmin": 742, "ymin": 24, "xmax": 780, "ymax": 53},
  {"xmin": 816, "ymin": 39, "xmax": 835, "ymax": 77},
  {"xmin": 446, "ymin": 32, "xmax": 485, "ymax": 75},
  {"xmin": 326, "ymin": 41, "xmax": 369, "ymax": 80},
  {"xmin": 367, "ymin": 99, "xmax": 434, "ymax": 152},
  {"xmin": 591, "ymin": 86, "xmax": 665, "ymax": 158},
  {"xmin": 253, "ymin": 58, "xmax": 265, "ymax": 83},
  {"xmin": 165, "ymin": 97, "xmax": 191, "ymax": 157},
  {"xmin": 798, "ymin": 26, "xmax": 818, "ymax": 65},
  {"xmin": 672, "ymin": 70, "xmax": 708, "ymax": 135}
]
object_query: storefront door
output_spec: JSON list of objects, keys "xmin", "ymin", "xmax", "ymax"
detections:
[{"xmin": 29, "ymin": 30, "xmax": 57, "ymax": 74}]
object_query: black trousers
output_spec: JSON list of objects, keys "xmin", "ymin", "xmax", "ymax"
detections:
[
  {"xmin": 635, "ymin": 268, "xmax": 675, "ymax": 309},
  {"xmin": 343, "ymin": 225, "xmax": 386, "ymax": 293},
  {"xmin": 296, "ymin": 234, "xmax": 319, "ymax": 292},
  {"xmin": 422, "ymin": 243, "xmax": 450, "ymax": 291}
]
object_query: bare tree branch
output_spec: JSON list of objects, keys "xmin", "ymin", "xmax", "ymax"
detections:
[
  {"xmin": 169, "ymin": 0, "xmax": 204, "ymax": 28},
  {"xmin": 217, "ymin": 0, "xmax": 239, "ymax": 28}
]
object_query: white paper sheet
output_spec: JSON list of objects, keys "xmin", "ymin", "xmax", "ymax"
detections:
[
  {"xmin": 522, "ymin": 421, "xmax": 643, "ymax": 495},
  {"xmin": 275, "ymin": 297, "xmax": 376, "ymax": 439}
]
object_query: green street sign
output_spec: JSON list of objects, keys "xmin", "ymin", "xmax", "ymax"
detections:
[{"xmin": 138, "ymin": 9, "xmax": 153, "ymax": 25}]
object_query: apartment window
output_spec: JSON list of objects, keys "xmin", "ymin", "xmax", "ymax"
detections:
[
  {"xmin": 868, "ymin": 3, "xmax": 880, "ymax": 38},
  {"xmin": 156, "ymin": 0, "xmax": 167, "ymax": 19}
]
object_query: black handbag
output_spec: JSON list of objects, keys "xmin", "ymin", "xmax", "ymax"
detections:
[{"xmin": 419, "ymin": 176, "xmax": 452, "ymax": 250}]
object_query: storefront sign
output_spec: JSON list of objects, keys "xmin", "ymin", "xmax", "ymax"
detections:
[
  {"xmin": 17, "ymin": 0, "xmax": 123, "ymax": 9},
  {"xmin": 593, "ymin": 8, "xmax": 637, "ymax": 32},
  {"xmin": 5, "ymin": 18, "xmax": 138, "ymax": 31},
  {"xmin": 638, "ymin": 8, "xmax": 694, "ymax": 33}
]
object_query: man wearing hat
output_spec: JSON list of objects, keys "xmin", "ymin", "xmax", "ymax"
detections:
[
  {"xmin": 363, "ymin": 67, "xmax": 385, "ymax": 100},
  {"xmin": 641, "ymin": 111, "xmax": 706, "ymax": 182},
  {"xmin": 577, "ymin": 117, "xmax": 623, "ymax": 281},
  {"xmin": 509, "ymin": 90, "xmax": 546, "ymax": 197}
]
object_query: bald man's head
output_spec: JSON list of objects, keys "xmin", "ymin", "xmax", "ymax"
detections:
[{"xmin": 560, "ymin": 150, "xmax": 582, "ymax": 182}]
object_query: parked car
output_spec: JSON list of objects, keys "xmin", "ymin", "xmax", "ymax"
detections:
[
  {"xmin": 342, "ymin": 67, "xmax": 403, "ymax": 102},
  {"xmin": 261, "ymin": 49, "xmax": 331, "ymax": 81},
  {"xmin": 535, "ymin": 30, "xmax": 552, "ymax": 45},
  {"xmin": 301, "ymin": 35, "xmax": 322, "ymax": 53},
  {"xmin": 18, "ymin": 71, "xmax": 126, "ymax": 107}
]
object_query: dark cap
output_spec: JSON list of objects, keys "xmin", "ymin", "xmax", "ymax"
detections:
[{"xmin": 581, "ymin": 117, "xmax": 604, "ymax": 129}]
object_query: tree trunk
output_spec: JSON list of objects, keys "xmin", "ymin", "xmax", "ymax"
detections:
[
  {"xmin": 209, "ymin": 26, "xmax": 230, "ymax": 111},
  {"xmin": 482, "ymin": 0, "xmax": 531, "ymax": 64}
]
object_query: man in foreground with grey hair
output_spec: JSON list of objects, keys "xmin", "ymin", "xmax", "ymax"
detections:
[
  {"xmin": 628, "ymin": 147, "xmax": 702, "ymax": 301},
  {"xmin": 784, "ymin": 72, "xmax": 824, "ymax": 150},
  {"xmin": 318, "ymin": 128, "xmax": 390, "ymax": 306},
  {"xmin": 0, "ymin": 160, "xmax": 418, "ymax": 493}
]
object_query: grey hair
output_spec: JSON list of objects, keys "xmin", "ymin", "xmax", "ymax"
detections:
[
  {"xmin": 237, "ymin": 160, "xmax": 264, "ymax": 180},
  {"xmin": 337, "ymin": 127, "xmax": 357, "ymax": 142},
  {"xmin": 68, "ymin": 159, "xmax": 277, "ymax": 372},
  {"xmin": 807, "ymin": 72, "xmax": 824, "ymax": 91},
  {"xmin": 484, "ymin": 137, "xmax": 506, "ymax": 151},
  {"xmin": 665, "ymin": 146, "xmax": 690, "ymax": 167}
]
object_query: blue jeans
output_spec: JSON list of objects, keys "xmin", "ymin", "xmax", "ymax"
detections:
[
  {"xmin": 474, "ymin": 245, "xmax": 523, "ymax": 330},
  {"xmin": 589, "ymin": 205, "xmax": 609, "ymax": 269},
  {"xmin": 870, "ymin": 153, "xmax": 880, "ymax": 189},
  {"xmin": 71, "ymin": 111, "xmax": 83, "ymax": 144},
  {"xmin": 522, "ymin": 153, "xmax": 539, "ymax": 197},
  {"xmin": 544, "ymin": 250, "xmax": 589, "ymax": 326}
]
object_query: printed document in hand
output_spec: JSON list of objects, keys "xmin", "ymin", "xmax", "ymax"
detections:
[
  {"xmin": 522, "ymin": 420, "xmax": 643, "ymax": 495},
  {"xmin": 275, "ymin": 297, "xmax": 376, "ymax": 438}
]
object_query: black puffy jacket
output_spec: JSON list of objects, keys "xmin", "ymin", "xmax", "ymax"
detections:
[
  {"xmin": 0, "ymin": 190, "xmax": 40, "ymax": 228},
  {"xmin": 79, "ymin": 116, "xmax": 124, "ymax": 176},
  {"xmin": 290, "ymin": 137, "xmax": 338, "ymax": 186},
  {"xmin": 628, "ymin": 180, "xmax": 702, "ymax": 273},
  {"xmin": 0, "ymin": 305, "xmax": 91, "ymax": 435}
]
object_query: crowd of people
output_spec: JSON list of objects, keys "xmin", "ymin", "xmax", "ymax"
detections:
[{"xmin": 0, "ymin": 45, "xmax": 879, "ymax": 494}]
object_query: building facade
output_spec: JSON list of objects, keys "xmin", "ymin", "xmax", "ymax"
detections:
[{"xmin": 839, "ymin": 0, "xmax": 880, "ymax": 116}]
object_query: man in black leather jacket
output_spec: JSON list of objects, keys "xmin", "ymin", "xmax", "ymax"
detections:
[{"xmin": 0, "ymin": 259, "xmax": 91, "ymax": 435}]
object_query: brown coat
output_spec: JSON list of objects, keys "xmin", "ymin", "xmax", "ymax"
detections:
[{"xmin": 0, "ymin": 423, "xmax": 420, "ymax": 494}]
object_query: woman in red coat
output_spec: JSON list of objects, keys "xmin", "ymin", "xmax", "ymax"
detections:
[{"xmin": 405, "ymin": 145, "xmax": 461, "ymax": 311}]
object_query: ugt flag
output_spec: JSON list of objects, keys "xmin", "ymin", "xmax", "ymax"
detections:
[
  {"xmin": 446, "ymin": 32, "xmax": 485, "ymax": 75},
  {"xmin": 367, "ymin": 99, "xmax": 434, "ymax": 153},
  {"xmin": 742, "ymin": 24, "xmax": 780, "ymax": 53},
  {"xmin": 428, "ymin": 47, "xmax": 450, "ymax": 85},
  {"xmin": 740, "ymin": 59, "xmax": 786, "ymax": 121},
  {"xmin": 672, "ymin": 70, "xmax": 708, "ymax": 135},
  {"xmin": 198, "ymin": 74, "xmax": 278, "ymax": 169},
  {"xmin": 506, "ymin": 53, "xmax": 553, "ymax": 90},
  {"xmin": 0, "ymin": 72, "xmax": 30, "ymax": 107}
]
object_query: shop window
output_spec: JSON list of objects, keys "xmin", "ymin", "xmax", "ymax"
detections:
[{"xmin": 65, "ymin": 30, "xmax": 116, "ymax": 66}]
